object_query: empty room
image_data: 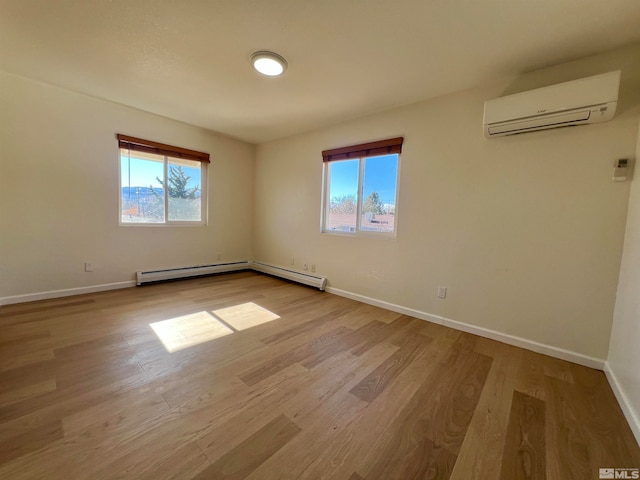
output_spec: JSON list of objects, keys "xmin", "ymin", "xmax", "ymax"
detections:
[{"xmin": 1, "ymin": 1, "xmax": 640, "ymax": 479}]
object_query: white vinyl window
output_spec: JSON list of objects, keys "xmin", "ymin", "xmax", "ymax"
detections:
[
  {"xmin": 322, "ymin": 137, "xmax": 402, "ymax": 236},
  {"xmin": 118, "ymin": 134, "xmax": 209, "ymax": 225}
]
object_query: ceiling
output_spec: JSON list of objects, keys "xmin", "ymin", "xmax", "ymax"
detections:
[{"xmin": 2, "ymin": 0, "xmax": 640, "ymax": 144}]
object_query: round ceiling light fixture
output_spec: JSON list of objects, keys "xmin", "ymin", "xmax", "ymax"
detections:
[{"xmin": 251, "ymin": 51, "xmax": 288, "ymax": 77}]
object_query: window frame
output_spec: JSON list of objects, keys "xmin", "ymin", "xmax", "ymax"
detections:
[
  {"xmin": 321, "ymin": 137, "xmax": 402, "ymax": 238},
  {"xmin": 117, "ymin": 134, "xmax": 210, "ymax": 227}
]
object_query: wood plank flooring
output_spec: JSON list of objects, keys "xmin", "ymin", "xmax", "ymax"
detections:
[{"xmin": 0, "ymin": 271, "xmax": 638, "ymax": 479}]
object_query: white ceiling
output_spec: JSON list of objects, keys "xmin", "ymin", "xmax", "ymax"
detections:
[{"xmin": 2, "ymin": 0, "xmax": 640, "ymax": 144}]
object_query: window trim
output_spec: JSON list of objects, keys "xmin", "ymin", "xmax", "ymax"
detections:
[
  {"xmin": 118, "ymin": 134, "xmax": 209, "ymax": 226},
  {"xmin": 321, "ymin": 137, "xmax": 402, "ymax": 238}
]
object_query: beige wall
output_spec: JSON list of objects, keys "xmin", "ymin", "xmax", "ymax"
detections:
[
  {"xmin": 254, "ymin": 44, "xmax": 640, "ymax": 360},
  {"xmin": 608, "ymin": 118, "xmax": 640, "ymax": 437},
  {"xmin": 2, "ymin": 44, "xmax": 639, "ymax": 362},
  {"xmin": 0, "ymin": 72, "xmax": 254, "ymax": 299}
]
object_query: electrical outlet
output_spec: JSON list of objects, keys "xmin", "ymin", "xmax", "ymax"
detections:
[
  {"xmin": 84, "ymin": 262, "xmax": 93, "ymax": 272},
  {"xmin": 290, "ymin": 257, "xmax": 295, "ymax": 265},
  {"xmin": 437, "ymin": 286, "xmax": 447, "ymax": 298},
  {"xmin": 303, "ymin": 263, "xmax": 308, "ymax": 271},
  {"xmin": 216, "ymin": 252, "xmax": 222, "ymax": 261},
  {"xmin": 311, "ymin": 264, "xmax": 316, "ymax": 273}
]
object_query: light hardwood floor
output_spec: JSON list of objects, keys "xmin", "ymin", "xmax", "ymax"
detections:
[{"xmin": 0, "ymin": 271, "xmax": 638, "ymax": 479}]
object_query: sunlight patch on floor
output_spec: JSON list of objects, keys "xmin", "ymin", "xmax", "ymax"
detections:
[
  {"xmin": 149, "ymin": 311, "xmax": 233, "ymax": 353},
  {"xmin": 212, "ymin": 302, "xmax": 280, "ymax": 331}
]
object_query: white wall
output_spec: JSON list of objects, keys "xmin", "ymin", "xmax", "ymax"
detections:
[
  {"xmin": 607, "ymin": 118, "xmax": 640, "ymax": 441},
  {"xmin": 0, "ymin": 72, "xmax": 254, "ymax": 300},
  {"xmin": 254, "ymin": 44, "xmax": 640, "ymax": 361}
]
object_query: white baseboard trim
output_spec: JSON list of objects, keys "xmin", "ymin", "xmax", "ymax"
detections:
[
  {"xmin": 0, "ymin": 281, "xmax": 136, "ymax": 306},
  {"xmin": 325, "ymin": 286, "xmax": 449, "ymax": 324},
  {"xmin": 604, "ymin": 362, "xmax": 640, "ymax": 446},
  {"xmin": 325, "ymin": 286, "xmax": 605, "ymax": 370}
]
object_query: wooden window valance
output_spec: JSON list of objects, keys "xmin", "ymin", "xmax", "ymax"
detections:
[
  {"xmin": 322, "ymin": 137, "xmax": 403, "ymax": 162},
  {"xmin": 117, "ymin": 134, "xmax": 210, "ymax": 163}
]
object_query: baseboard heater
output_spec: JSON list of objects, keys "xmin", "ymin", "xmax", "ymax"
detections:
[
  {"xmin": 136, "ymin": 260, "xmax": 327, "ymax": 291},
  {"xmin": 251, "ymin": 261, "xmax": 327, "ymax": 291},
  {"xmin": 136, "ymin": 261, "xmax": 251, "ymax": 286}
]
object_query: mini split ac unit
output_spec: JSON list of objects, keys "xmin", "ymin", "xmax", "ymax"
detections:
[{"xmin": 483, "ymin": 70, "xmax": 621, "ymax": 138}]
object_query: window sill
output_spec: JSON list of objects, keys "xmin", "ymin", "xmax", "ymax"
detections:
[
  {"xmin": 321, "ymin": 229, "xmax": 397, "ymax": 240},
  {"xmin": 119, "ymin": 221, "xmax": 207, "ymax": 227}
]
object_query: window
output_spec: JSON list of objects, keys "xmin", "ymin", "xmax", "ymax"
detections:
[
  {"xmin": 322, "ymin": 137, "xmax": 402, "ymax": 235},
  {"xmin": 118, "ymin": 134, "xmax": 209, "ymax": 225}
]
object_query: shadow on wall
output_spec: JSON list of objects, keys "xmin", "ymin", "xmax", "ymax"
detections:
[{"xmin": 495, "ymin": 44, "xmax": 640, "ymax": 117}]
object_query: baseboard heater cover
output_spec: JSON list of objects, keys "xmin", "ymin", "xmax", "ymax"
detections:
[
  {"xmin": 136, "ymin": 261, "xmax": 327, "ymax": 290},
  {"xmin": 136, "ymin": 261, "xmax": 251, "ymax": 285},
  {"xmin": 251, "ymin": 262, "xmax": 327, "ymax": 291}
]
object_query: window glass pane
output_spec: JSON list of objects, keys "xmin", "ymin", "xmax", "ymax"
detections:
[
  {"xmin": 360, "ymin": 154, "xmax": 398, "ymax": 233},
  {"xmin": 325, "ymin": 160, "xmax": 359, "ymax": 232},
  {"xmin": 120, "ymin": 150, "xmax": 165, "ymax": 223},
  {"xmin": 167, "ymin": 157, "xmax": 203, "ymax": 222}
]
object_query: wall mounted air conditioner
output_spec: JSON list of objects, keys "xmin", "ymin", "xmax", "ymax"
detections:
[{"xmin": 483, "ymin": 70, "xmax": 620, "ymax": 138}]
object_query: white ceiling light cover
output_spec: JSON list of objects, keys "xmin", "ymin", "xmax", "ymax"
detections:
[{"xmin": 251, "ymin": 51, "xmax": 288, "ymax": 76}]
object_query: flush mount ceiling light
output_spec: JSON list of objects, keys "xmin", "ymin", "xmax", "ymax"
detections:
[{"xmin": 251, "ymin": 51, "xmax": 288, "ymax": 77}]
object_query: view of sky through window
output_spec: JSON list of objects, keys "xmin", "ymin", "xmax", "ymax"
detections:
[
  {"xmin": 120, "ymin": 155, "xmax": 201, "ymax": 191},
  {"xmin": 325, "ymin": 153, "xmax": 398, "ymax": 234},
  {"xmin": 328, "ymin": 154, "xmax": 397, "ymax": 205},
  {"xmin": 120, "ymin": 152, "xmax": 204, "ymax": 224}
]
